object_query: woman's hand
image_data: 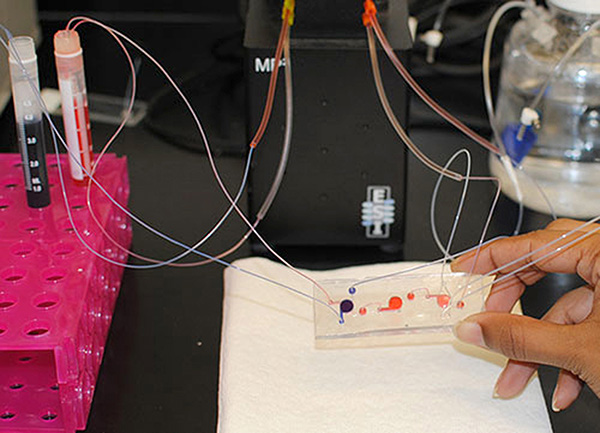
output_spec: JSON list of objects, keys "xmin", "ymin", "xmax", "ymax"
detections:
[{"xmin": 451, "ymin": 219, "xmax": 600, "ymax": 411}]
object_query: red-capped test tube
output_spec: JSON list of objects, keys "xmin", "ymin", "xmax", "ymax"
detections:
[{"xmin": 54, "ymin": 30, "xmax": 93, "ymax": 182}]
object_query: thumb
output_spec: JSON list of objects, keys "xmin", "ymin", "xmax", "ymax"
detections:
[{"xmin": 454, "ymin": 312, "xmax": 581, "ymax": 371}]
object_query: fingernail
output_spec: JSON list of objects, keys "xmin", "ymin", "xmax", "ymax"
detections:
[
  {"xmin": 493, "ymin": 384, "xmax": 500, "ymax": 399},
  {"xmin": 453, "ymin": 321, "xmax": 486, "ymax": 348},
  {"xmin": 552, "ymin": 393, "xmax": 561, "ymax": 412},
  {"xmin": 493, "ymin": 368, "xmax": 506, "ymax": 399}
]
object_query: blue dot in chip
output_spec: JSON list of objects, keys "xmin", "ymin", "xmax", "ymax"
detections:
[
  {"xmin": 348, "ymin": 287, "xmax": 356, "ymax": 295},
  {"xmin": 340, "ymin": 299, "xmax": 354, "ymax": 313}
]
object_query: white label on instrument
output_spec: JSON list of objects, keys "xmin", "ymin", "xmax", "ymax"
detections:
[
  {"xmin": 362, "ymin": 186, "xmax": 395, "ymax": 239},
  {"xmin": 254, "ymin": 57, "xmax": 286, "ymax": 73}
]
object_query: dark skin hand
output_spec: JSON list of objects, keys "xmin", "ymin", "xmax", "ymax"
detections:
[{"xmin": 451, "ymin": 219, "xmax": 600, "ymax": 412}]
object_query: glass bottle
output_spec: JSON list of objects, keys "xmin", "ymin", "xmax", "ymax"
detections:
[{"xmin": 490, "ymin": 0, "xmax": 600, "ymax": 218}]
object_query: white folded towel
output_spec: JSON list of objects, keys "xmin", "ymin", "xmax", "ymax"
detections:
[{"xmin": 218, "ymin": 258, "xmax": 552, "ymax": 433}]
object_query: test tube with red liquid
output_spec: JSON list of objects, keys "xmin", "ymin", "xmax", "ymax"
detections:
[{"xmin": 54, "ymin": 30, "xmax": 93, "ymax": 182}]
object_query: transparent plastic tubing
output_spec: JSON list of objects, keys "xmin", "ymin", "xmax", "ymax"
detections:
[
  {"xmin": 429, "ymin": 148, "xmax": 502, "ymax": 294},
  {"xmin": 65, "ymin": 14, "xmax": 333, "ymax": 303},
  {"xmin": 170, "ymin": 28, "xmax": 294, "ymax": 267},
  {"xmin": 369, "ymin": 24, "xmax": 502, "ymax": 261},
  {"xmin": 64, "ymin": 16, "xmax": 305, "ymax": 274},
  {"xmin": 66, "ymin": 18, "xmax": 251, "ymax": 270},
  {"xmin": 367, "ymin": 26, "xmax": 463, "ymax": 181},
  {"xmin": 249, "ymin": 9, "xmax": 289, "ymax": 149},
  {"xmin": 426, "ymin": 0, "xmax": 453, "ymax": 63},
  {"xmin": 189, "ymin": 29, "xmax": 295, "ymax": 266},
  {"xmin": 349, "ymin": 235, "xmax": 508, "ymax": 289},
  {"xmin": 482, "ymin": 1, "xmax": 540, "ymax": 152},
  {"xmin": 368, "ymin": 3, "xmax": 526, "ymax": 238},
  {"xmin": 481, "ymin": 1, "xmax": 553, "ymax": 230},
  {"xmin": 0, "ymin": 29, "xmax": 338, "ymax": 314},
  {"xmin": 431, "ymin": 149, "xmax": 474, "ymax": 297},
  {"xmin": 368, "ymin": 13, "xmax": 500, "ymax": 155},
  {"xmin": 481, "ymin": 1, "xmax": 561, "ymax": 221},
  {"xmin": 66, "ymin": 15, "xmax": 334, "ymax": 303},
  {"xmin": 527, "ymin": 19, "xmax": 600, "ymax": 115},
  {"xmin": 430, "ymin": 149, "xmax": 472, "ymax": 259},
  {"xmin": 370, "ymin": 5, "xmax": 524, "ymax": 237},
  {"xmin": 73, "ymin": 18, "xmax": 292, "ymax": 268},
  {"xmin": 369, "ymin": 23, "xmax": 503, "ymax": 304},
  {"xmin": 428, "ymin": 150, "xmax": 502, "ymax": 305},
  {"xmin": 457, "ymin": 215, "xmax": 600, "ymax": 303}
]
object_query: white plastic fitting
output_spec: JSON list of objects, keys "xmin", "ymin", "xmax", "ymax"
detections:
[
  {"xmin": 520, "ymin": 107, "xmax": 540, "ymax": 127},
  {"xmin": 420, "ymin": 29, "xmax": 444, "ymax": 48}
]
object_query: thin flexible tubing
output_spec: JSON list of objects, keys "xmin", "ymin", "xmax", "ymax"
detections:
[
  {"xmin": 430, "ymin": 149, "xmax": 472, "ymax": 258},
  {"xmin": 69, "ymin": 18, "xmax": 252, "ymax": 270},
  {"xmin": 432, "ymin": 149, "xmax": 473, "ymax": 297},
  {"xmin": 480, "ymin": 2, "xmax": 532, "ymax": 233},
  {"xmin": 140, "ymin": 24, "xmax": 294, "ymax": 267},
  {"xmin": 426, "ymin": 0, "xmax": 453, "ymax": 63},
  {"xmin": 370, "ymin": 5, "xmax": 527, "ymax": 240},
  {"xmin": 0, "ymin": 24, "xmax": 13, "ymax": 39},
  {"xmin": 249, "ymin": 9, "xmax": 289, "ymax": 148},
  {"xmin": 370, "ymin": 24, "xmax": 503, "ymax": 284},
  {"xmin": 63, "ymin": 16, "xmax": 335, "ymax": 303},
  {"xmin": 150, "ymin": 26, "xmax": 294, "ymax": 267},
  {"xmin": 356, "ymin": 24, "xmax": 507, "ymax": 290},
  {"xmin": 367, "ymin": 12, "xmax": 523, "ymax": 250},
  {"xmin": 433, "ymin": 0, "xmax": 453, "ymax": 33},
  {"xmin": 430, "ymin": 149, "xmax": 502, "ymax": 264},
  {"xmin": 77, "ymin": 18, "xmax": 291, "ymax": 268},
  {"xmin": 1, "ymin": 37, "xmax": 247, "ymax": 270},
  {"xmin": 451, "ymin": 179, "xmax": 503, "ymax": 306},
  {"xmin": 371, "ymin": 26, "xmax": 467, "ymax": 296},
  {"xmin": 256, "ymin": 30, "xmax": 293, "ymax": 221},
  {"xmin": 456, "ymin": 218, "xmax": 600, "ymax": 304},
  {"xmin": 367, "ymin": 26, "xmax": 463, "ymax": 181},
  {"xmin": 456, "ymin": 214, "xmax": 600, "ymax": 303},
  {"xmin": 507, "ymin": 16, "xmax": 600, "ymax": 204},
  {"xmin": 0, "ymin": 33, "xmax": 339, "ymax": 315},
  {"xmin": 482, "ymin": 2, "xmax": 600, "ymax": 222},
  {"xmin": 183, "ymin": 28, "xmax": 295, "ymax": 266},
  {"xmin": 349, "ymin": 234, "xmax": 509, "ymax": 290},
  {"xmin": 429, "ymin": 148, "xmax": 504, "ymax": 305},
  {"xmin": 526, "ymin": 19, "xmax": 600, "ymax": 115},
  {"xmin": 482, "ymin": 1, "xmax": 540, "ymax": 153},
  {"xmin": 366, "ymin": 13, "xmax": 500, "ymax": 155},
  {"xmin": 370, "ymin": 23, "xmax": 503, "ymax": 253}
]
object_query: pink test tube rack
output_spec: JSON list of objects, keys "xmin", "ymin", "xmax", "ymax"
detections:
[{"xmin": 0, "ymin": 154, "xmax": 131, "ymax": 433}]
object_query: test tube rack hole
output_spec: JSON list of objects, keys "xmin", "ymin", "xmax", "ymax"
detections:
[{"xmin": 0, "ymin": 154, "xmax": 131, "ymax": 433}]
